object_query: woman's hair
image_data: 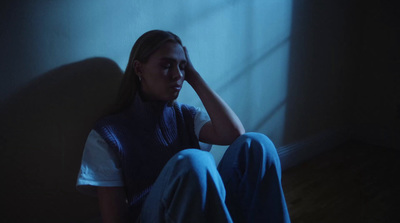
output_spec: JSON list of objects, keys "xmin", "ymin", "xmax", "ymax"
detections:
[{"xmin": 114, "ymin": 30, "xmax": 183, "ymax": 111}]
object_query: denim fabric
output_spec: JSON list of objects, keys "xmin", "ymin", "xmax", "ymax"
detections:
[
  {"xmin": 218, "ymin": 132, "xmax": 290, "ymax": 223},
  {"xmin": 140, "ymin": 133, "xmax": 290, "ymax": 223}
]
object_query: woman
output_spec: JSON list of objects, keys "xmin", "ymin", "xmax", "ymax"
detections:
[{"xmin": 77, "ymin": 30, "xmax": 290, "ymax": 223}]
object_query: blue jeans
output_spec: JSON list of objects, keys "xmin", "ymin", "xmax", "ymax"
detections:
[{"xmin": 140, "ymin": 133, "xmax": 291, "ymax": 223}]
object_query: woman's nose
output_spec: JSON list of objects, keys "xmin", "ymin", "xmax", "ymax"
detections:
[{"xmin": 171, "ymin": 66, "xmax": 183, "ymax": 79}]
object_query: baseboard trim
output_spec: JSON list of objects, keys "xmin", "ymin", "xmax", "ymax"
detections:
[
  {"xmin": 278, "ymin": 125, "xmax": 400, "ymax": 171},
  {"xmin": 278, "ymin": 128, "xmax": 349, "ymax": 171}
]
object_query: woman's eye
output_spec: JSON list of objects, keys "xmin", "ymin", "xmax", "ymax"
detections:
[{"xmin": 161, "ymin": 63, "xmax": 171, "ymax": 69}]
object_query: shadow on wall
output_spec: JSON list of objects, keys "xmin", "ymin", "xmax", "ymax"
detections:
[
  {"xmin": 283, "ymin": 0, "xmax": 360, "ymax": 144},
  {"xmin": 0, "ymin": 57, "xmax": 122, "ymax": 222}
]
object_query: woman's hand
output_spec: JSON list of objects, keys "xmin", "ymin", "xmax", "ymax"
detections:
[{"xmin": 183, "ymin": 46, "xmax": 198, "ymax": 85}]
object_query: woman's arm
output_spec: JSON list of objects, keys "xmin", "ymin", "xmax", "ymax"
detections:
[
  {"xmin": 184, "ymin": 47, "xmax": 245, "ymax": 145},
  {"xmin": 97, "ymin": 187, "xmax": 132, "ymax": 223}
]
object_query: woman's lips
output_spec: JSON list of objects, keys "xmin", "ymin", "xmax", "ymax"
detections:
[{"xmin": 171, "ymin": 84, "xmax": 182, "ymax": 91}]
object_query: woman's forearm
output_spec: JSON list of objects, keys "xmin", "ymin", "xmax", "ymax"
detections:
[
  {"xmin": 187, "ymin": 71, "xmax": 245, "ymax": 145},
  {"xmin": 98, "ymin": 187, "xmax": 131, "ymax": 223}
]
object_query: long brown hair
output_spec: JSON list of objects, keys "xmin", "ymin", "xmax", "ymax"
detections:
[{"xmin": 114, "ymin": 30, "xmax": 183, "ymax": 112}]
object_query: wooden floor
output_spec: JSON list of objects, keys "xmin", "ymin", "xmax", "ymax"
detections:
[{"xmin": 282, "ymin": 141, "xmax": 400, "ymax": 223}]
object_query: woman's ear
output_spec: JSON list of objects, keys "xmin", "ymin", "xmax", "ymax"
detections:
[{"xmin": 133, "ymin": 60, "xmax": 143, "ymax": 77}]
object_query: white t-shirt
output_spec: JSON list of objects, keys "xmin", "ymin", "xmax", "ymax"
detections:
[{"xmin": 76, "ymin": 107, "xmax": 211, "ymax": 196}]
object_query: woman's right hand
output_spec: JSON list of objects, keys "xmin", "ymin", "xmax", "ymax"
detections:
[{"xmin": 182, "ymin": 46, "xmax": 200, "ymax": 85}]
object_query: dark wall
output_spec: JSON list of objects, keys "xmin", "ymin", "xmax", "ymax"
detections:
[
  {"xmin": 0, "ymin": 58, "xmax": 122, "ymax": 222},
  {"xmin": 284, "ymin": 0, "xmax": 399, "ymax": 145},
  {"xmin": 284, "ymin": 0, "xmax": 361, "ymax": 143},
  {"xmin": 352, "ymin": 1, "xmax": 400, "ymax": 133}
]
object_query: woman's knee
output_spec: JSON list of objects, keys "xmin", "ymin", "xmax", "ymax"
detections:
[
  {"xmin": 219, "ymin": 132, "xmax": 282, "ymax": 183},
  {"xmin": 168, "ymin": 149, "xmax": 224, "ymax": 188},
  {"xmin": 171, "ymin": 149, "xmax": 216, "ymax": 173},
  {"xmin": 237, "ymin": 132, "xmax": 277, "ymax": 154},
  {"xmin": 238, "ymin": 132, "xmax": 272, "ymax": 143},
  {"xmin": 227, "ymin": 132, "xmax": 281, "ymax": 170}
]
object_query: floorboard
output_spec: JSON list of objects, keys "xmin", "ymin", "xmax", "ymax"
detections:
[{"xmin": 282, "ymin": 140, "xmax": 400, "ymax": 223}]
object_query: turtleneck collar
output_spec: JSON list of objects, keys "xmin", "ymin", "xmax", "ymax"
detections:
[{"xmin": 128, "ymin": 92, "xmax": 172, "ymax": 117}]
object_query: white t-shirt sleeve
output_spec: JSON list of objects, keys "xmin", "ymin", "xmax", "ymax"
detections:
[
  {"xmin": 76, "ymin": 130, "xmax": 124, "ymax": 196},
  {"xmin": 194, "ymin": 107, "xmax": 212, "ymax": 152}
]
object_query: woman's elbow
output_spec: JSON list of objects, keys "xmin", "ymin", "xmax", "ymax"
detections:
[
  {"xmin": 236, "ymin": 126, "xmax": 246, "ymax": 137},
  {"xmin": 228, "ymin": 126, "xmax": 245, "ymax": 143}
]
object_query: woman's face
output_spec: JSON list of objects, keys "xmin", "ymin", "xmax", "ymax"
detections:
[{"xmin": 137, "ymin": 41, "xmax": 187, "ymax": 102}]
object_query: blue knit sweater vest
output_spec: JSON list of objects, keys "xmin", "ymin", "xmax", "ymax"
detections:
[{"xmin": 94, "ymin": 94, "xmax": 200, "ymax": 219}]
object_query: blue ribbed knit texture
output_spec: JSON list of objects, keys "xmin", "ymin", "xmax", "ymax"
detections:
[{"xmin": 94, "ymin": 95, "xmax": 200, "ymax": 220}]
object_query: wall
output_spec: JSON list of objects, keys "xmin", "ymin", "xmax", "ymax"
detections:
[
  {"xmin": 280, "ymin": 0, "xmax": 399, "ymax": 169},
  {"xmin": 284, "ymin": 0, "xmax": 362, "ymax": 144},
  {"xmin": 351, "ymin": 0, "xmax": 400, "ymax": 148}
]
